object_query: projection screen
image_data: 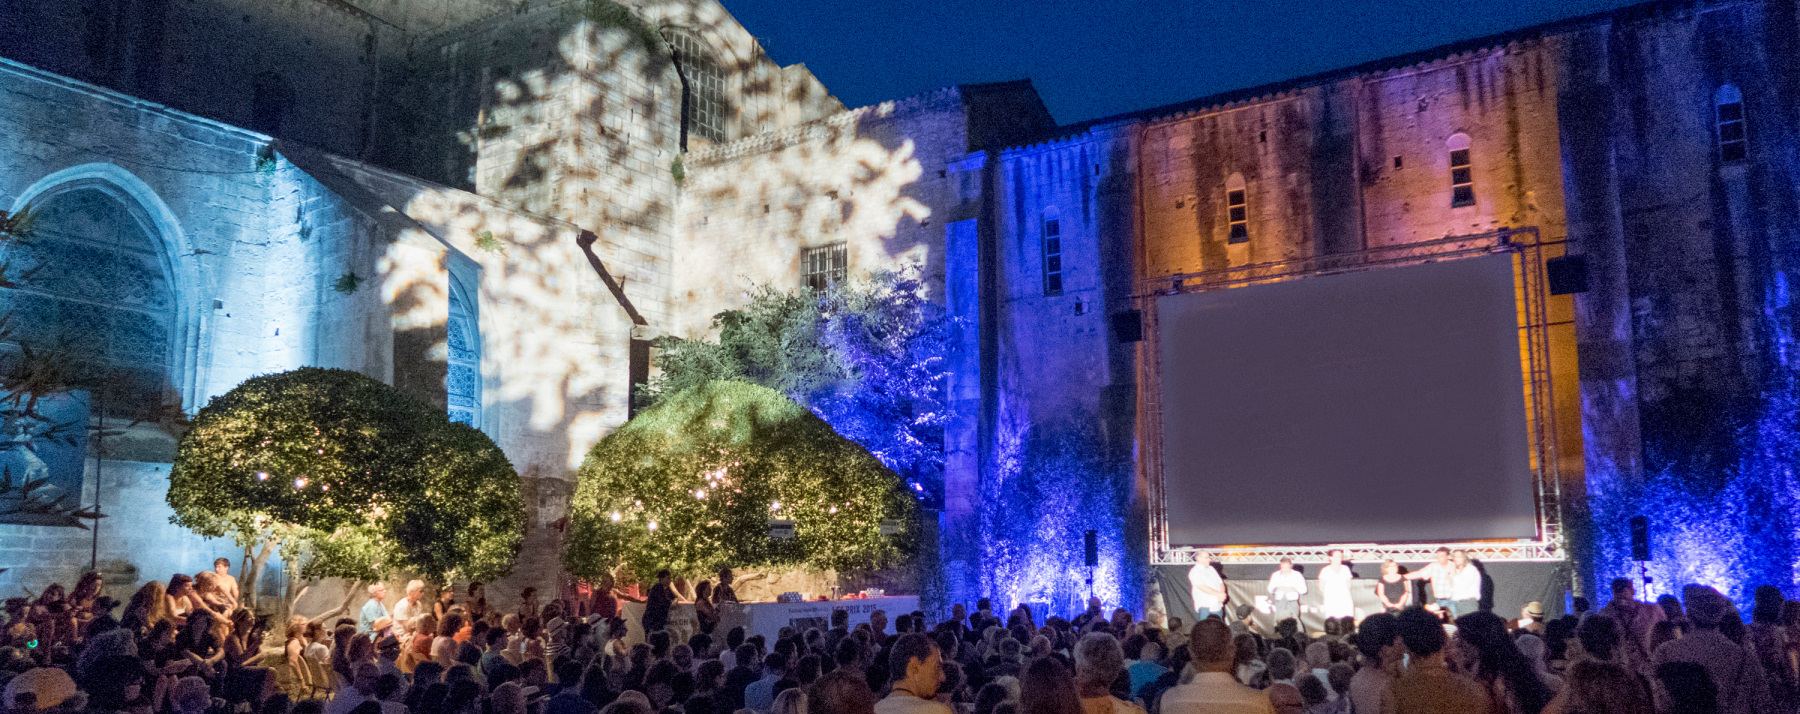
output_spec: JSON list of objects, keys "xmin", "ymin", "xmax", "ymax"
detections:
[{"xmin": 1157, "ymin": 253, "xmax": 1537, "ymax": 546}]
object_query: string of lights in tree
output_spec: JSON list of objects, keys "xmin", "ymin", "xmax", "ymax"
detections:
[
  {"xmin": 168, "ymin": 367, "xmax": 525, "ymax": 583},
  {"xmin": 565, "ymin": 380, "xmax": 916, "ymax": 583}
]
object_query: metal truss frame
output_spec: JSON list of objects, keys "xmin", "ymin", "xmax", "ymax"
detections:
[{"xmin": 1138, "ymin": 228, "xmax": 1567, "ymax": 565}]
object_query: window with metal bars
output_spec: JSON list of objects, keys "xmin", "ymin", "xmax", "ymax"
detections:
[
  {"xmin": 1043, "ymin": 218, "xmax": 1063, "ymax": 296},
  {"xmin": 1717, "ymin": 85, "xmax": 1747, "ymax": 163},
  {"xmin": 663, "ymin": 29, "xmax": 726, "ymax": 145},
  {"xmin": 801, "ymin": 243, "xmax": 847, "ymax": 292},
  {"xmin": 1449, "ymin": 133, "xmax": 1475, "ymax": 208}
]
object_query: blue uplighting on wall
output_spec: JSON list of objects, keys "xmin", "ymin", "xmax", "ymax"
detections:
[
  {"xmin": 976, "ymin": 391, "xmax": 1138, "ymax": 619},
  {"xmin": 1589, "ymin": 282, "xmax": 1800, "ymax": 605}
]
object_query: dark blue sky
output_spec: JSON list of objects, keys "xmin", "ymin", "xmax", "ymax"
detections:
[{"xmin": 722, "ymin": 0, "xmax": 1646, "ymax": 125}]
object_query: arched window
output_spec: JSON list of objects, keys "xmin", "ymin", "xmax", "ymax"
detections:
[
  {"xmin": 663, "ymin": 29, "xmax": 727, "ymax": 146},
  {"xmin": 2, "ymin": 185, "xmax": 175, "ymax": 422},
  {"xmin": 446, "ymin": 276, "xmax": 481, "ymax": 428},
  {"xmin": 1448, "ymin": 133, "xmax": 1475, "ymax": 208},
  {"xmin": 1225, "ymin": 173, "xmax": 1248, "ymax": 244},
  {"xmin": 1717, "ymin": 85, "xmax": 1747, "ymax": 163}
]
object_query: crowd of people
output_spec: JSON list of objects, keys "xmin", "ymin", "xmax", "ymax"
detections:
[{"xmin": 2, "ymin": 558, "xmax": 1797, "ymax": 714}]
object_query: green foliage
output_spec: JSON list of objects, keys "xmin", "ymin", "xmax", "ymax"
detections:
[
  {"xmin": 169, "ymin": 368, "xmax": 524, "ymax": 582},
  {"xmin": 576, "ymin": 0, "xmax": 668, "ymax": 57},
  {"xmin": 255, "ymin": 145, "xmax": 278, "ymax": 175},
  {"xmin": 646, "ymin": 273, "xmax": 952, "ymax": 499},
  {"xmin": 474, "ymin": 230, "xmax": 505, "ymax": 255},
  {"xmin": 566, "ymin": 380, "xmax": 915, "ymax": 582},
  {"xmin": 0, "ymin": 206, "xmax": 35, "ymax": 242},
  {"xmin": 671, "ymin": 156, "xmax": 685, "ymax": 183},
  {"xmin": 334, "ymin": 272, "xmax": 363, "ymax": 294}
]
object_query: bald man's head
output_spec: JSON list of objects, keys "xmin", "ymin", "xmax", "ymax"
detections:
[{"xmin": 1188, "ymin": 618, "xmax": 1234, "ymax": 671}]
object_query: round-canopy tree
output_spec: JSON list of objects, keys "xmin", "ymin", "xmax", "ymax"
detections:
[
  {"xmin": 566, "ymin": 380, "xmax": 915, "ymax": 582},
  {"xmin": 169, "ymin": 367, "xmax": 524, "ymax": 615}
]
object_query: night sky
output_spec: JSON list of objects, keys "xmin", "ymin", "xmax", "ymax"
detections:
[{"xmin": 722, "ymin": 0, "xmax": 1647, "ymax": 125}]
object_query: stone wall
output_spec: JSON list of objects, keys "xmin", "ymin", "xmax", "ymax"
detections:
[{"xmin": 0, "ymin": 56, "xmax": 638, "ymax": 607}]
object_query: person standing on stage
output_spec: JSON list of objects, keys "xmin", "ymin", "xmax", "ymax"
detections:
[
  {"xmin": 1318, "ymin": 550, "xmax": 1354, "ymax": 620},
  {"xmin": 1448, "ymin": 550, "xmax": 1481, "ymax": 616},
  {"xmin": 1403, "ymin": 548, "xmax": 1455, "ymax": 614},
  {"xmin": 1378, "ymin": 560, "xmax": 1410, "ymax": 612},
  {"xmin": 1189, "ymin": 551, "xmax": 1226, "ymax": 621},
  {"xmin": 1267, "ymin": 558, "xmax": 1306, "ymax": 625}
]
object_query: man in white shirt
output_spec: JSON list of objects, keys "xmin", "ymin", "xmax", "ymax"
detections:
[
  {"xmin": 1403, "ymin": 548, "xmax": 1456, "ymax": 613},
  {"xmin": 1190, "ymin": 551, "xmax": 1226, "ymax": 621},
  {"xmin": 1448, "ymin": 550, "xmax": 1481, "ymax": 617},
  {"xmin": 1317, "ymin": 550, "xmax": 1354, "ymax": 620},
  {"xmin": 392, "ymin": 580, "xmax": 426, "ymax": 624},
  {"xmin": 358, "ymin": 583, "xmax": 390, "ymax": 635},
  {"xmin": 875, "ymin": 633, "xmax": 951, "ymax": 714},
  {"xmin": 1267, "ymin": 558, "xmax": 1306, "ymax": 625},
  {"xmin": 1162, "ymin": 618, "xmax": 1275, "ymax": 714}
]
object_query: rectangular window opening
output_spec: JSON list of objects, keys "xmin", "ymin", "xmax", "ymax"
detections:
[
  {"xmin": 1450, "ymin": 149, "xmax": 1475, "ymax": 208},
  {"xmin": 801, "ymin": 243, "xmax": 848, "ymax": 292},
  {"xmin": 1719, "ymin": 101, "xmax": 1747, "ymax": 163},
  {"xmin": 1043, "ymin": 218, "xmax": 1064, "ymax": 296},
  {"xmin": 1226, "ymin": 189, "xmax": 1249, "ymax": 244}
]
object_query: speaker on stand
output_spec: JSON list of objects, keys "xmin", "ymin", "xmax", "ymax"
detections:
[
  {"xmin": 1630, "ymin": 515, "xmax": 1653, "ymax": 596},
  {"xmin": 1084, "ymin": 530, "xmax": 1098, "ymax": 598}
]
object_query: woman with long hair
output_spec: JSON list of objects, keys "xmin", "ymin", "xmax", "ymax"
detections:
[
  {"xmin": 166, "ymin": 573, "xmax": 199, "ymax": 624},
  {"xmin": 284, "ymin": 616, "xmax": 311, "ymax": 691},
  {"xmin": 1018, "ymin": 657, "xmax": 1083, "ymax": 714},
  {"xmin": 122, "ymin": 581, "xmax": 173, "ymax": 637},
  {"xmin": 466, "ymin": 582, "xmax": 488, "ymax": 623},
  {"xmin": 1454, "ymin": 611, "xmax": 1555, "ymax": 714},
  {"xmin": 694, "ymin": 581, "xmax": 718, "ymax": 636},
  {"xmin": 194, "ymin": 571, "xmax": 236, "ymax": 618},
  {"xmin": 1541, "ymin": 660, "xmax": 1649, "ymax": 714},
  {"xmin": 433, "ymin": 612, "xmax": 465, "ymax": 668},
  {"xmin": 70, "ymin": 571, "xmax": 103, "ymax": 635}
]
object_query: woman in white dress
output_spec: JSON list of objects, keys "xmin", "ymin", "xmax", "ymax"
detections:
[{"xmin": 1317, "ymin": 549, "xmax": 1356, "ymax": 621}]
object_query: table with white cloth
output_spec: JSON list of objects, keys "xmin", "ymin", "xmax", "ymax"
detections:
[{"xmin": 619, "ymin": 595, "xmax": 919, "ymax": 645}]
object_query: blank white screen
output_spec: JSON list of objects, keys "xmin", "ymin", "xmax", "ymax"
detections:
[{"xmin": 1157, "ymin": 253, "xmax": 1537, "ymax": 546}]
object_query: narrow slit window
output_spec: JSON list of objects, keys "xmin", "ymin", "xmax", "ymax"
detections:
[
  {"xmin": 1043, "ymin": 218, "xmax": 1063, "ymax": 296},
  {"xmin": 801, "ymin": 243, "xmax": 847, "ymax": 291},
  {"xmin": 1717, "ymin": 85, "xmax": 1747, "ymax": 163},
  {"xmin": 1226, "ymin": 173, "xmax": 1248, "ymax": 244},
  {"xmin": 1448, "ymin": 134, "xmax": 1475, "ymax": 207}
]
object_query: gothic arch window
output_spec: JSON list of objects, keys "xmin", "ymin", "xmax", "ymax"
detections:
[
  {"xmin": 1716, "ymin": 85, "xmax": 1747, "ymax": 163},
  {"xmin": 1, "ymin": 184, "xmax": 175, "ymax": 420},
  {"xmin": 446, "ymin": 276, "xmax": 481, "ymax": 428},
  {"xmin": 1448, "ymin": 133, "xmax": 1475, "ymax": 208},
  {"xmin": 1225, "ymin": 173, "xmax": 1249, "ymax": 244},
  {"xmin": 663, "ymin": 28, "xmax": 727, "ymax": 146}
]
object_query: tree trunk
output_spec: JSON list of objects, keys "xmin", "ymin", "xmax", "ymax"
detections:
[
  {"xmin": 307, "ymin": 579, "xmax": 364, "ymax": 624},
  {"xmin": 282, "ymin": 560, "xmax": 304, "ymax": 622},
  {"xmin": 241, "ymin": 537, "xmax": 276, "ymax": 610}
]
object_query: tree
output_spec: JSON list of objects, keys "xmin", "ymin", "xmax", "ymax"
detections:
[
  {"xmin": 168, "ymin": 367, "xmax": 524, "ymax": 617},
  {"xmin": 565, "ymin": 380, "xmax": 916, "ymax": 583},
  {"xmin": 647, "ymin": 272, "xmax": 951, "ymax": 504}
]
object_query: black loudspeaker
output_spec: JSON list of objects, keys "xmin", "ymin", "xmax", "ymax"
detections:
[
  {"xmin": 1546, "ymin": 255, "xmax": 1590, "ymax": 295},
  {"xmin": 1630, "ymin": 515, "xmax": 1650, "ymax": 561},
  {"xmin": 1112, "ymin": 311, "xmax": 1143, "ymax": 343},
  {"xmin": 1084, "ymin": 530, "xmax": 1099, "ymax": 567}
]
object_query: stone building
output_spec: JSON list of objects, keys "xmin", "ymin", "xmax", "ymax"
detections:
[{"xmin": 1, "ymin": 0, "xmax": 1796, "ymax": 611}]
